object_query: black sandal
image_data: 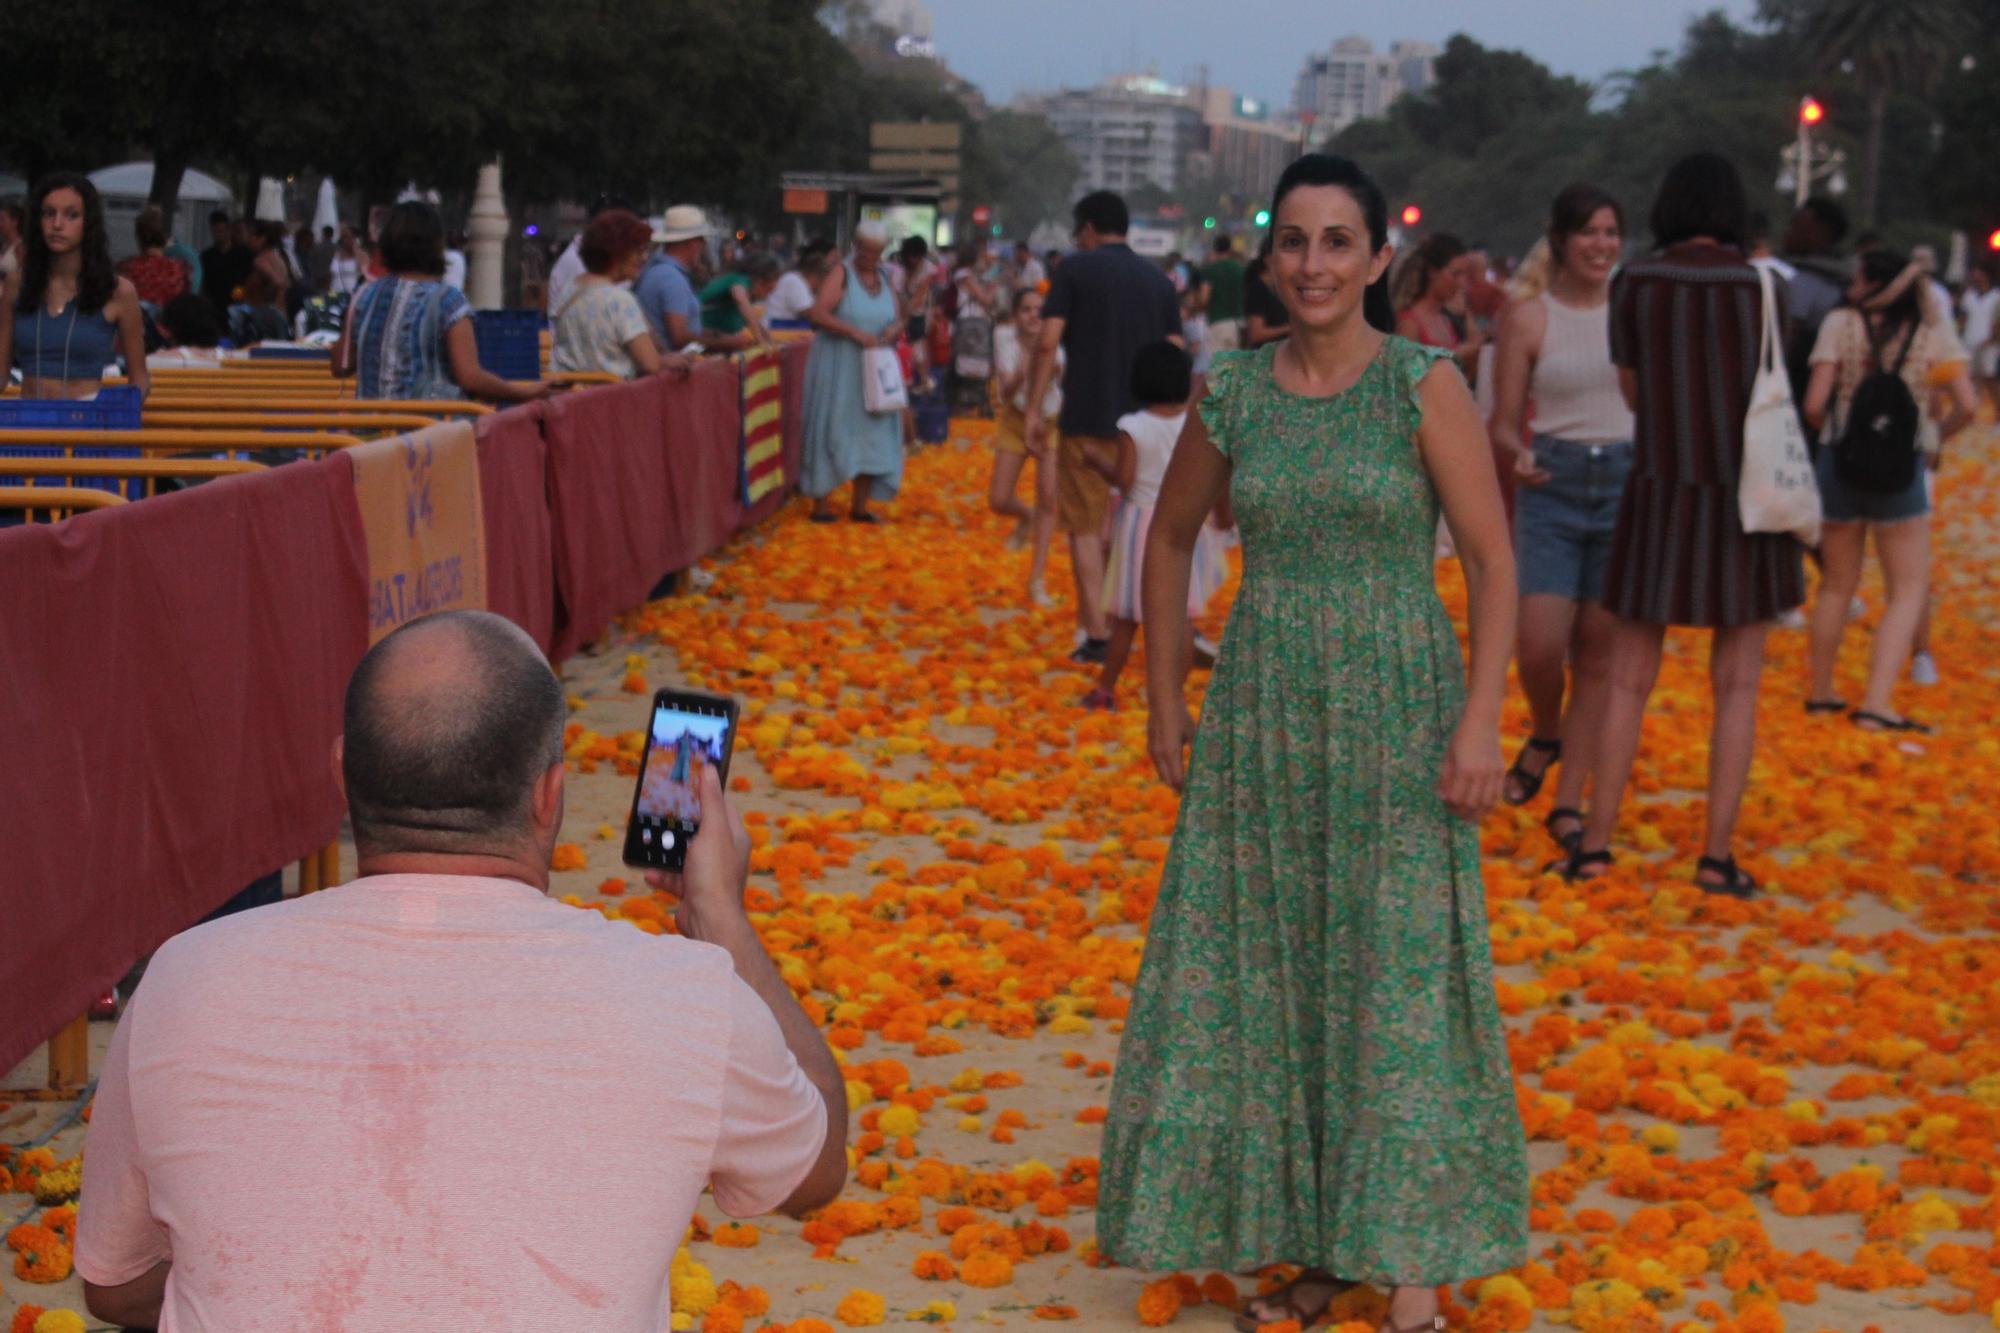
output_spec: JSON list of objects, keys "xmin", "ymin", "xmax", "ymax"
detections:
[
  {"xmin": 1545, "ymin": 806, "xmax": 1585, "ymax": 856},
  {"xmin": 1547, "ymin": 846, "xmax": 1612, "ymax": 880},
  {"xmin": 1803, "ymin": 697, "xmax": 1847, "ymax": 714},
  {"xmin": 1695, "ymin": 855, "xmax": 1758, "ymax": 898},
  {"xmin": 1852, "ymin": 709, "xmax": 1930, "ymax": 733},
  {"xmin": 1504, "ymin": 736, "xmax": 1562, "ymax": 805},
  {"xmin": 809, "ymin": 511, "xmax": 840, "ymax": 524},
  {"xmin": 1231, "ymin": 1272, "xmax": 1357, "ymax": 1333}
]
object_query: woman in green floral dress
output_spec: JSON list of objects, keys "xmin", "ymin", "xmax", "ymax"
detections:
[{"xmin": 1099, "ymin": 156, "xmax": 1528, "ymax": 1333}]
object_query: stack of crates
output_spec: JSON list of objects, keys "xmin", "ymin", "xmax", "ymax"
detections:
[{"xmin": 0, "ymin": 386, "xmax": 146, "ymax": 498}]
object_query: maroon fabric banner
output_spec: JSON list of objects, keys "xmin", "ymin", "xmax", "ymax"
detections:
[
  {"xmin": 0, "ymin": 459, "xmax": 369, "ymax": 1076},
  {"xmin": 544, "ymin": 363, "xmax": 744, "ymax": 659},
  {"xmin": 476, "ymin": 401, "xmax": 555, "ymax": 654}
]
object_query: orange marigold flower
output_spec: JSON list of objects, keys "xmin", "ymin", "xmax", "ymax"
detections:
[
  {"xmin": 959, "ymin": 1249, "xmax": 1015, "ymax": 1288},
  {"xmin": 911, "ymin": 1250, "xmax": 957, "ymax": 1281},
  {"xmin": 1032, "ymin": 1305, "xmax": 1078, "ymax": 1320},
  {"xmin": 11, "ymin": 1309, "xmax": 46, "ymax": 1333},
  {"xmin": 1076, "ymin": 1105, "xmax": 1108, "ymax": 1124},
  {"xmin": 702, "ymin": 1307, "xmax": 746, "ymax": 1333},
  {"xmin": 1201, "ymin": 1273, "xmax": 1240, "ymax": 1306},
  {"xmin": 1136, "ymin": 1276, "xmax": 1184, "ymax": 1326},
  {"xmin": 551, "ymin": 843, "xmax": 588, "ymax": 871},
  {"xmin": 711, "ymin": 1221, "xmax": 760, "ymax": 1248}
]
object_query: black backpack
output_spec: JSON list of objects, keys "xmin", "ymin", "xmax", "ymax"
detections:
[{"xmin": 1834, "ymin": 320, "xmax": 1920, "ymax": 494}]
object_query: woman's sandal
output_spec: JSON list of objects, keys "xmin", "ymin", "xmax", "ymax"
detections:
[
  {"xmin": 1545, "ymin": 806, "xmax": 1585, "ymax": 856},
  {"xmin": 1852, "ymin": 709, "xmax": 1930, "ymax": 733},
  {"xmin": 1547, "ymin": 846, "xmax": 1613, "ymax": 880},
  {"xmin": 1230, "ymin": 1273, "xmax": 1357, "ymax": 1333},
  {"xmin": 1694, "ymin": 854, "xmax": 1758, "ymax": 899},
  {"xmin": 1504, "ymin": 736, "xmax": 1562, "ymax": 805},
  {"xmin": 1803, "ymin": 697, "xmax": 1847, "ymax": 714}
]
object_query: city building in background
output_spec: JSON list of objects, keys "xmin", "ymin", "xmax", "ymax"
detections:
[
  {"xmin": 1188, "ymin": 87, "xmax": 1305, "ymax": 202},
  {"xmin": 1036, "ymin": 74, "xmax": 1206, "ymax": 196},
  {"xmin": 1292, "ymin": 36, "xmax": 1439, "ymax": 133}
]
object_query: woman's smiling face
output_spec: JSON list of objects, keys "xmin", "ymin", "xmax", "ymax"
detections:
[{"xmin": 1268, "ymin": 184, "xmax": 1392, "ymax": 331}]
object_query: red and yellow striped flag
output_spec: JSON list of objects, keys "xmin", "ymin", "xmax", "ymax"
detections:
[{"xmin": 741, "ymin": 346, "xmax": 785, "ymax": 504}]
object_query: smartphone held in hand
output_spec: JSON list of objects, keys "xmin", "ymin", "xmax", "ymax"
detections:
[{"xmin": 623, "ymin": 688, "xmax": 740, "ymax": 872}]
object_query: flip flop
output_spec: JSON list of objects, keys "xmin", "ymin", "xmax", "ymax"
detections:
[{"xmin": 1504, "ymin": 736, "xmax": 1561, "ymax": 805}]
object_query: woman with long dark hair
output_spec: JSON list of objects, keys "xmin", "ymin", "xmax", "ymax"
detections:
[
  {"xmin": 1563, "ymin": 152, "xmax": 1803, "ymax": 895},
  {"xmin": 1394, "ymin": 232, "xmax": 1484, "ymax": 381},
  {"xmin": 1800, "ymin": 248, "xmax": 1977, "ymax": 731},
  {"xmin": 1099, "ymin": 154, "xmax": 1525, "ymax": 1333},
  {"xmin": 1487, "ymin": 184, "xmax": 1631, "ymax": 851},
  {"xmin": 0, "ymin": 172, "xmax": 149, "ymax": 398}
]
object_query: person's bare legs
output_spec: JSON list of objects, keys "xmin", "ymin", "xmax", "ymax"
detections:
[
  {"xmin": 1577, "ymin": 616, "xmax": 1666, "ymax": 856},
  {"xmin": 1806, "ymin": 522, "xmax": 1865, "ymax": 702},
  {"xmin": 1027, "ymin": 451, "xmax": 1058, "ymax": 606},
  {"xmin": 1508, "ymin": 593, "xmax": 1578, "ymax": 801},
  {"xmin": 1095, "ymin": 617, "xmax": 1140, "ymax": 696},
  {"xmin": 1698, "ymin": 622, "xmax": 1771, "ymax": 870},
  {"xmin": 988, "ymin": 449, "xmax": 1031, "ymax": 542},
  {"xmin": 1070, "ymin": 532, "xmax": 1109, "ymax": 640},
  {"xmin": 1857, "ymin": 517, "xmax": 1932, "ymax": 720},
  {"xmin": 1546, "ymin": 601, "xmax": 1618, "ymax": 840}
]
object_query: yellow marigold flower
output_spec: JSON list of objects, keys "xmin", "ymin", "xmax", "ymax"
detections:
[
  {"xmin": 33, "ymin": 1314, "xmax": 86, "ymax": 1333},
  {"xmin": 876, "ymin": 1105, "xmax": 920, "ymax": 1137},
  {"xmin": 834, "ymin": 1289, "xmax": 886, "ymax": 1326}
]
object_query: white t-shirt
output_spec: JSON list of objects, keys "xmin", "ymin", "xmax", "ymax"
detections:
[
  {"xmin": 1116, "ymin": 408, "xmax": 1185, "ymax": 508},
  {"xmin": 329, "ymin": 253, "xmax": 361, "ymax": 296},
  {"xmin": 76, "ymin": 872, "xmax": 825, "ymax": 1332},
  {"xmin": 765, "ymin": 269, "xmax": 816, "ymax": 323},
  {"xmin": 442, "ymin": 247, "xmax": 467, "ymax": 292},
  {"xmin": 546, "ymin": 237, "xmax": 586, "ymax": 317},
  {"xmin": 1959, "ymin": 286, "xmax": 2000, "ymax": 350},
  {"xmin": 993, "ymin": 323, "xmax": 1061, "ymax": 414}
]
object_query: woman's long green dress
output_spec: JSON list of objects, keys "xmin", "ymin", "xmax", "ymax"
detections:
[{"xmin": 1098, "ymin": 338, "xmax": 1529, "ymax": 1285}]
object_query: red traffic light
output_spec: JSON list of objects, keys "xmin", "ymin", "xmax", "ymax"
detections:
[
  {"xmin": 1989, "ymin": 227, "xmax": 2000, "ymax": 251},
  {"xmin": 1401, "ymin": 205, "xmax": 1422, "ymax": 227},
  {"xmin": 1799, "ymin": 96, "xmax": 1825, "ymax": 126}
]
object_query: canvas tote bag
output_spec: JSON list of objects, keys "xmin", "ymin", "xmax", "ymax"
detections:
[{"xmin": 1738, "ymin": 264, "xmax": 1822, "ymax": 547}]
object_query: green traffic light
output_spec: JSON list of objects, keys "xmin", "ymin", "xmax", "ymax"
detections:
[
  {"xmin": 1254, "ymin": 209, "xmax": 1270, "ymax": 227},
  {"xmin": 1202, "ymin": 216, "xmax": 1216, "ymax": 229}
]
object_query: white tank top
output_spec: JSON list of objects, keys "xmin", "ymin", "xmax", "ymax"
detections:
[{"xmin": 1529, "ymin": 292, "xmax": 1634, "ymax": 444}]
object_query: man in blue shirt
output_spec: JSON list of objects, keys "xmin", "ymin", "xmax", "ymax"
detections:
[{"xmin": 635, "ymin": 205, "xmax": 710, "ymax": 351}]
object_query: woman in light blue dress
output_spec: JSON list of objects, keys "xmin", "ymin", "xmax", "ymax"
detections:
[{"xmin": 800, "ymin": 222, "xmax": 904, "ymax": 523}]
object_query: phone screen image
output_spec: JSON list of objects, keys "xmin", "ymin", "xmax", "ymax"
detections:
[{"xmin": 623, "ymin": 691, "xmax": 736, "ymax": 870}]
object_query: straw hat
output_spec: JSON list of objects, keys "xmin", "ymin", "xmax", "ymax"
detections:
[{"xmin": 652, "ymin": 205, "xmax": 712, "ymax": 244}]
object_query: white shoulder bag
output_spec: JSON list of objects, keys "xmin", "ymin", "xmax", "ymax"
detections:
[{"xmin": 1737, "ymin": 265, "xmax": 1821, "ymax": 547}]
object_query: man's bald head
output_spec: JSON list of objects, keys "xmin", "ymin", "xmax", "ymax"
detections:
[{"xmin": 341, "ymin": 611, "xmax": 566, "ymax": 857}]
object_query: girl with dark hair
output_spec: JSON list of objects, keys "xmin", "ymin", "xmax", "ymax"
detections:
[
  {"xmin": 1487, "ymin": 184, "xmax": 1631, "ymax": 849},
  {"xmin": 1564, "ymin": 152, "xmax": 1802, "ymax": 896},
  {"xmin": 1800, "ymin": 248, "xmax": 1977, "ymax": 730},
  {"xmin": 0, "ymin": 172, "xmax": 149, "ymax": 398},
  {"xmin": 1099, "ymin": 154, "xmax": 1525, "ymax": 1333},
  {"xmin": 1241, "ymin": 233, "xmax": 1291, "ymax": 348},
  {"xmin": 336, "ymin": 201, "xmax": 545, "ymax": 403}
]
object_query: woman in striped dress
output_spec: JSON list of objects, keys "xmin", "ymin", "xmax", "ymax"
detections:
[{"xmin": 1562, "ymin": 153, "xmax": 1803, "ymax": 896}]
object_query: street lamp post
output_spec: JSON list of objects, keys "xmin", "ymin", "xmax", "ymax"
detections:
[{"xmin": 1779, "ymin": 96, "xmax": 1846, "ymax": 207}]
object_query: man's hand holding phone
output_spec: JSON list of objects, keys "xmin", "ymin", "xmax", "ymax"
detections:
[{"xmin": 643, "ymin": 762, "xmax": 751, "ymax": 942}]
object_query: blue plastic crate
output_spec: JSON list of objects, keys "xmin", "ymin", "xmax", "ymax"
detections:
[
  {"xmin": 912, "ymin": 394, "xmax": 949, "ymax": 444},
  {"xmin": 0, "ymin": 385, "xmax": 143, "ymax": 430},
  {"xmin": 0, "ymin": 444, "xmax": 146, "ymax": 499},
  {"xmin": 472, "ymin": 309, "xmax": 545, "ymax": 381}
]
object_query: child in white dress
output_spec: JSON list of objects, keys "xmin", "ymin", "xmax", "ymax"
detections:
[{"xmin": 1081, "ymin": 341, "xmax": 1224, "ymax": 709}]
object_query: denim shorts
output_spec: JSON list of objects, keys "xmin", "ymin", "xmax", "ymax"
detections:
[
  {"xmin": 1815, "ymin": 447, "xmax": 1929, "ymax": 524},
  {"xmin": 1513, "ymin": 435, "xmax": 1633, "ymax": 601}
]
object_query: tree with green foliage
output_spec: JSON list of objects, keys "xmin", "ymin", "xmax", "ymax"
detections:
[{"xmin": 1783, "ymin": 0, "xmax": 1979, "ymax": 224}]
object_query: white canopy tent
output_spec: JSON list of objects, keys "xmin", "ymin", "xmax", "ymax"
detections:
[{"xmin": 88, "ymin": 163, "xmax": 235, "ymax": 261}]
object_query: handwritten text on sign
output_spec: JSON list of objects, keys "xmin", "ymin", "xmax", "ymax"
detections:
[{"xmin": 349, "ymin": 421, "xmax": 488, "ymax": 643}]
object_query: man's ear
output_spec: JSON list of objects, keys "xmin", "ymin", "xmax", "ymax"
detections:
[{"xmin": 531, "ymin": 760, "xmax": 566, "ymax": 835}]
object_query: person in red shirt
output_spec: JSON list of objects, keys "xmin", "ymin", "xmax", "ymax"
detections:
[{"xmin": 116, "ymin": 206, "xmax": 191, "ymax": 308}]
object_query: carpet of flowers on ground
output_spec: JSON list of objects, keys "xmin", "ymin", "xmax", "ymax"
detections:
[{"xmin": 3, "ymin": 418, "xmax": 1997, "ymax": 1332}]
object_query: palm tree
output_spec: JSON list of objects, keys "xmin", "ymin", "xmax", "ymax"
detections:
[{"xmin": 1795, "ymin": 0, "xmax": 1976, "ymax": 223}]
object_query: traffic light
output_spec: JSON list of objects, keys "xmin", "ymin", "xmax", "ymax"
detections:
[
  {"xmin": 1989, "ymin": 227, "xmax": 2000, "ymax": 251},
  {"xmin": 1202, "ymin": 216, "xmax": 1216, "ymax": 230},
  {"xmin": 1799, "ymin": 95, "xmax": 1825, "ymax": 126},
  {"xmin": 1253, "ymin": 209, "xmax": 1271, "ymax": 227},
  {"xmin": 1401, "ymin": 205, "xmax": 1422, "ymax": 227}
]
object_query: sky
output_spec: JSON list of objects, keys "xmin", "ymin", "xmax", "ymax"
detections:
[{"xmin": 923, "ymin": 0, "xmax": 1766, "ymax": 107}]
